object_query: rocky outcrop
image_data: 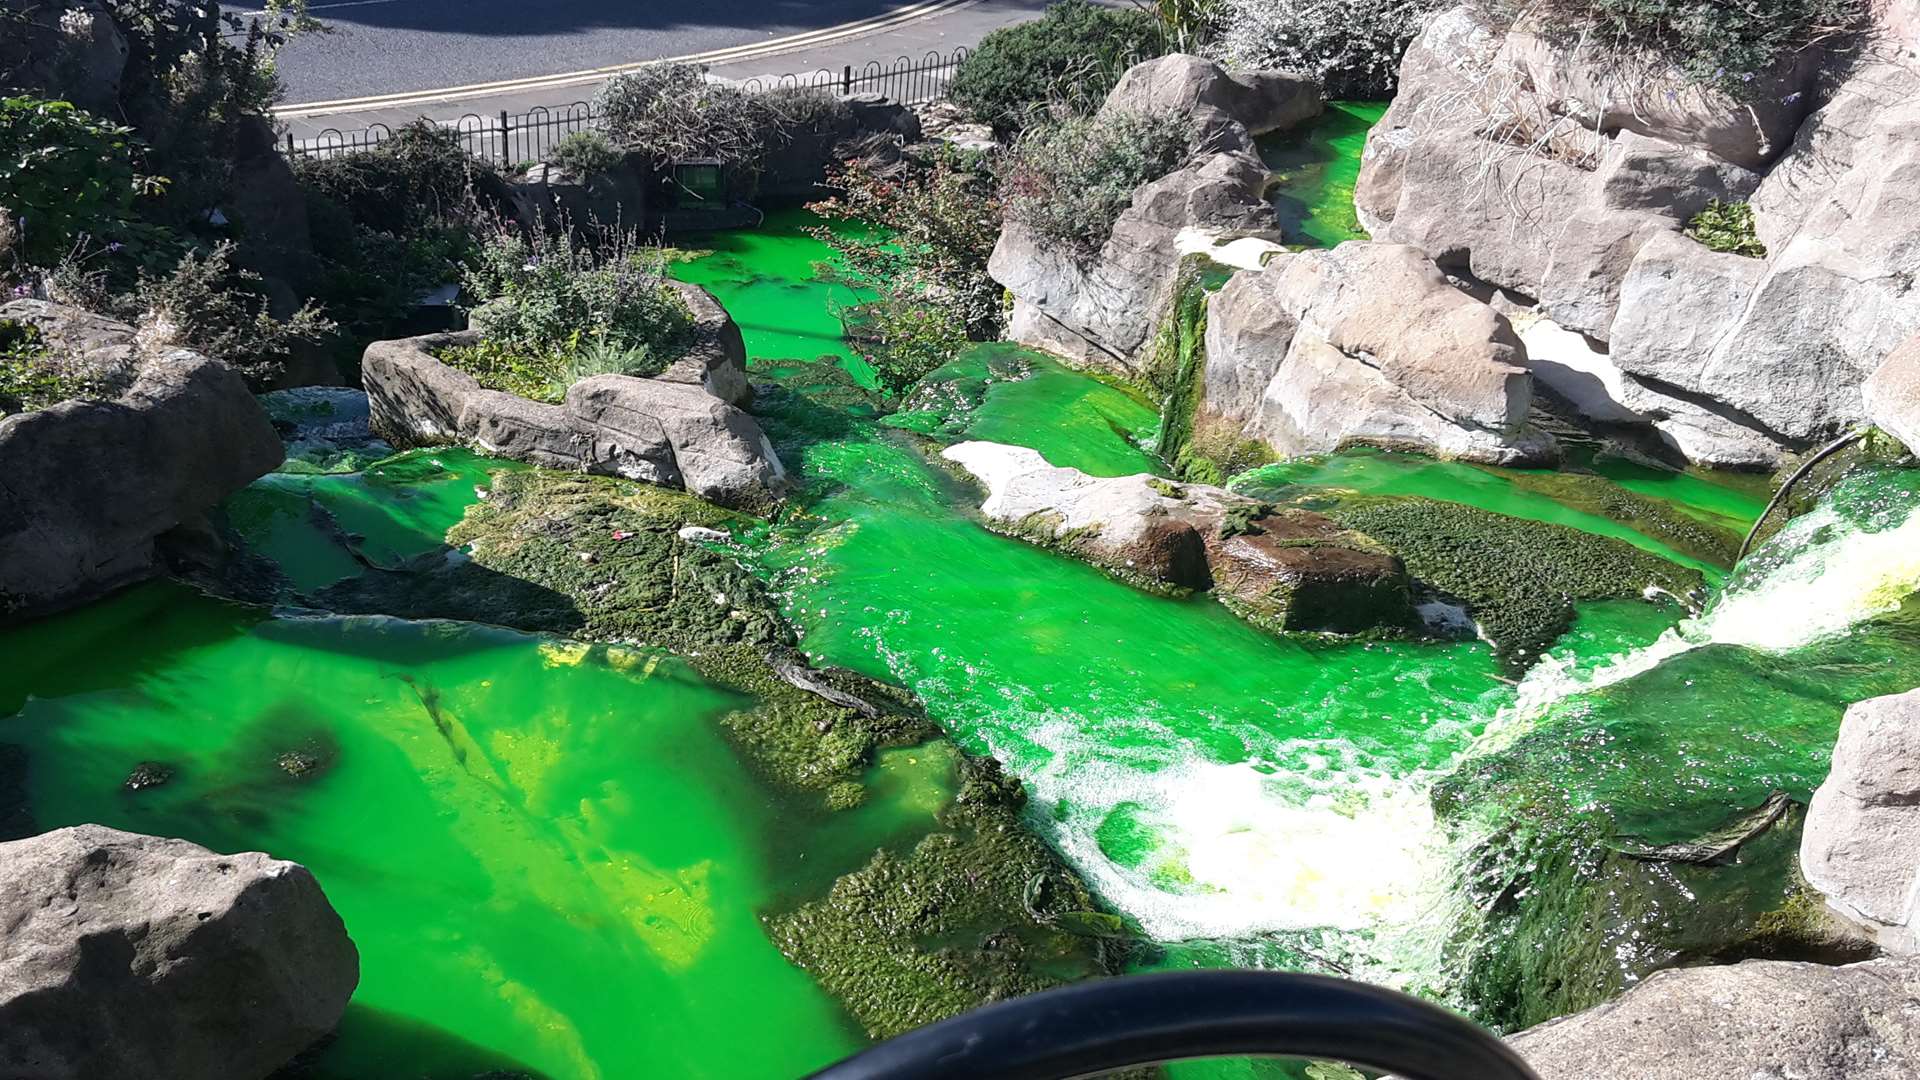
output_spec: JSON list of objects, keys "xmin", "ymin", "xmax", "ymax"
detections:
[
  {"xmin": 0, "ymin": 308, "xmax": 284, "ymax": 621},
  {"xmin": 511, "ymin": 156, "xmax": 649, "ymax": 233},
  {"xmin": 1202, "ymin": 242, "xmax": 1555, "ymax": 465},
  {"xmin": 0, "ymin": 0, "xmax": 127, "ymax": 114},
  {"xmin": 0, "ymin": 825, "xmax": 359, "ymax": 1080},
  {"xmin": 991, "ymin": 55, "xmax": 1319, "ymax": 373},
  {"xmin": 1802, "ymin": 688, "xmax": 1920, "ymax": 951},
  {"xmin": 1355, "ymin": 4, "xmax": 1920, "ymax": 467},
  {"xmin": 1867, "ymin": 333, "xmax": 1920, "ymax": 454},
  {"xmin": 362, "ymin": 288, "xmax": 781, "ymax": 510},
  {"xmin": 1508, "ymin": 955, "xmax": 1920, "ymax": 1079},
  {"xmin": 941, "ymin": 441, "xmax": 1412, "ymax": 633}
]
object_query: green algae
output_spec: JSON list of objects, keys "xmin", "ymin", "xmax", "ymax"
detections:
[
  {"xmin": 1498, "ymin": 469, "xmax": 1743, "ymax": 566},
  {"xmin": 1326, "ymin": 496, "xmax": 1703, "ymax": 675}
]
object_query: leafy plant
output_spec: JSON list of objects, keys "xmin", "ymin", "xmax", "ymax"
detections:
[
  {"xmin": 1207, "ymin": 0, "xmax": 1445, "ymax": 98},
  {"xmin": 949, "ymin": 0, "xmax": 1163, "ymax": 134},
  {"xmin": 1481, "ymin": 0, "xmax": 1867, "ymax": 88},
  {"xmin": 460, "ymin": 221, "xmax": 693, "ymax": 361},
  {"xmin": 547, "ymin": 130, "xmax": 624, "ymax": 176},
  {"xmin": 436, "ymin": 335, "xmax": 665, "ymax": 404},
  {"xmin": 1002, "ymin": 108, "xmax": 1196, "ymax": 250},
  {"xmin": 1686, "ymin": 199, "xmax": 1767, "ymax": 258},
  {"xmin": 1134, "ymin": 0, "xmax": 1219, "ymax": 53},
  {"xmin": 131, "ymin": 240, "xmax": 335, "ymax": 387},
  {"xmin": 0, "ymin": 320, "xmax": 104, "ymax": 415},
  {"xmin": 0, "ymin": 97, "xmax": 153, "ymax": 267}
]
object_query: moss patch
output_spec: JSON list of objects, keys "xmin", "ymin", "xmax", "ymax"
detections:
[
  {"xmin": 1500, "ymin": 469, "xmax": 1743, "ymax": 567},
  {"xmin": 767, "ymin": 754, "xmax": 1128, "ymax": 1039},
  {"xmin": 1326, "ymin": 496, "xmax": 1702, "ymax": 674}
]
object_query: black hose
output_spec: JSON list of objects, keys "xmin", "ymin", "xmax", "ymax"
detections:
[
  {"xmin": 805, "ymin": 970, "xmax": 1542, "ymax": 1080},
  {"xmin": 1737, "ymin": 428, "xmax": 1868, "ymax": 563}
]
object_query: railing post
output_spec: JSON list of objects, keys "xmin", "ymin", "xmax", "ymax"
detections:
[
  {"xmin": 284, "ymin": 131, "xmax": 295, "ymax": 157},
  {"xmin": 498, "ymin": 110, "xmax": 511, "ymax": 167},
  {"xmin": 842, "ymin": 64, "xmax": 852, "ymax": 95}
]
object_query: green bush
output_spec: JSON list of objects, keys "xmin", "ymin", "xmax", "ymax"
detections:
[
  {"xmin": 595, "ymin": 64, "xmax": 770, "ymax": 170},
  {"xmin": 1487, "ymin": 0, "xmax": 1866, "ymax": 87},
  {"xmin": 460, "ymin": 222, "xmax": 693, "ymax": 364},
  {"xmin": 0, "ymin": 97, "xmax": 150, "ymax": 267},
  {"xmin": 133, "ymin": 240, "xmax": 335, "ymax": 387},
  {"xmin": 1002, "ymin": 108, "xmax": 1196, "ymax": 251},
  {"xmin": 949, "ymin": 0, "xmax": 1162, "ymax": 134},
  {"xmin": 547, "ymin": 130, "xmax": 624, "ymax": 175},
  {"xmin": 1686, "ymin": 199, "xmax": 1767, "ymax": 257},
  {"xmin": 294, "ymin": 121, "xmax": 492, "ymax": 234}
]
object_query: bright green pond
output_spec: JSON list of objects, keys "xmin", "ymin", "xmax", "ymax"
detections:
[{"xmin": 5, "ymin": 107, "xmax": 1920, "ymax": 1080}]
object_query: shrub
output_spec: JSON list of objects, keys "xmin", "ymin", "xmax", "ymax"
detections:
[
  {"xmin": 949, "ymin": 0, "xmax": 1163, "ymax": 134},
  {"xmin": 1480, "ymin": 0, "xmax": 1867, "ymax": 88},
  {"xmin": 548, "ymin": 130, "xmax": 624, "ymax": 175},
  {"xmin": 1002, "ymin": 108, "xmax": 1196, "ymax": 250},
  {"xmin": 460, "ymin": 222, "xmax": 693, "ymax": 363},
  {"xmin": 1686, "ymin": 199, "xmax": 1767, "ymax": 258},
  {"xmin": 594, "ymin": 63, "xmax": 769, "ymax": 170},
  {"xmin": 294, "ymin": 121, "xmax": 493, "ymax": 234},
  {"xmin": 0, "ymin": 320, "xmax": 97, "ymax": 415},
  {"xmin": 1207, "ymin": 0, "xmax": 1445, "ymax": 98},
  {"xmin": 0, "ymin": 97, "xmax": 150, "ymax": 267},
  {"xmin": 132, "ymin": 240, "xmax": 335, "ymax": 387}
]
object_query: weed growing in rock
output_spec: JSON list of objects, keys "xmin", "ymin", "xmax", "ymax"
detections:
[
  {"xmin": 459, "ymin": 221, "xmax": 693, "ymax": 368},
  {"xmin": 1003, "ymin": 109, "xmax": 1196, "ymax": 252},
  {"xmin": 0, "ymin": 320, "xmax": 99, "ymax": 415},
  {"xmin": 1686, "ymin": 199, "xmax": 1767, "ymax": 259},
  {"xmin": 949, "ymin": 0, "xmax": 1163, "ymax": 134}
]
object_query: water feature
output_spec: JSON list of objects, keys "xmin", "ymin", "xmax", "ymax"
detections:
[{"xmin": 5, "ymin": 112, "xmax": 1920, "ymax": 1080}]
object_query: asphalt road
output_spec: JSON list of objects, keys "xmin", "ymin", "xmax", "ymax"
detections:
[{"xmin": 251, "ymin": 0, "xmax": 929, "ymax": 105}]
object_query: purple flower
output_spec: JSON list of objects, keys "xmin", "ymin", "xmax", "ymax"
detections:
[{"xmin": 106, "ymin": 241, "xmax": 123, "ymax": 253}]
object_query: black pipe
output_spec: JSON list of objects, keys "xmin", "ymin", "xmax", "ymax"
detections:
[{"xmin": 805, "ymin": 970, "xmax": 1542, "ymax": 1080}]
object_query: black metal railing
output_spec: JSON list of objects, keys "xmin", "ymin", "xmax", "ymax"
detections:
[{"xmin": 281, "ymin": 48, "xmax": 969, "ymax": 166}]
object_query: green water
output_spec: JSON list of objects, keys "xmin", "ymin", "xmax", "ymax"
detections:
[
  {"xmin": 1260, "ymin": 102, "xmax": 1389, "ymax": 248},
  {"xmin": 7, "ymin": 130, "xmax": 1920, "ymax": 1080},
  {"xmin": 0, "ymin": 584, "xmax": 884, "ymax": 1078}
]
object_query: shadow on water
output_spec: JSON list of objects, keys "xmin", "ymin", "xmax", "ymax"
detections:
[{"xmin": 273, "ymin": 1004, "xmax": 552, "ymax": 1080}]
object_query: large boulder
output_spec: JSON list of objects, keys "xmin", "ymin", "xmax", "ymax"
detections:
[
  {"xmin": 361, "ymin": 292, "xmax": 782, "ymax": 511},
  {"xmin": 509, "ymin": 155, "xmax": 649, "ymax": 235},
  {"xmin": 1802, "ymin": 688, "xmax": 1920, "ymax": 951},
  {"xmin": 991, "ymin": 55, "xmax": 1319, "ymax": 374},
  {"xmin": 0, "ymin": 0, "xmax": 127, "ymax": 114},
  {"xmin": 1201, "ymin": 242, "xmax": 1554, "ymax": 465},
  {"xmin": 0, "ymin": 316, "xmax": 284, "ymax": 621},
  {"xmin": 1355, "ymin": 4, "xmax": 1920, "ymax": 465},
  {"xmin": 941, "ymin": 441, "xmax": 1413, "ymax": 633},
  {"xmin": 1508, "ymin": 955, "xmax": 1920, "ymax": 1079},
  {"xmin": 0, "ymin": 825, "xmax": 359, "ymax": 1080},
  {"xmin": 1867, "ymin": 333, "xmax": 1920, "ymax": 454}
]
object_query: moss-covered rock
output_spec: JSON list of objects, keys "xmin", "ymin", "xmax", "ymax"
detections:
[{"xmin": 1326, "ymin": 496, "xmax": 1703, "ymax": 674}]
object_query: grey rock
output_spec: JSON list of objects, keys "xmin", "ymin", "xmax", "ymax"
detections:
[
  {"xmin": 1595, "ymin": 131, "xmax": 1761, "ymax": 219},
  {"xmin": 0, "ymin": 825, "xmax": 359, "ymax": 1080},
  {"xmin": 941, "ymin": 441, "xmax": 1411, "ymax": 633},
  {"xmin": 1202, "ymin": 242, "xmax": 1554, "ymax": 465},
  {"xmin": 1100, "ymin": 53, "xmax": 1319, "ymax": 139},
  {"xmin": 1508, "ymin": 955, "xmax": 1920, "ymax": 1080},
  {"xmin": 0, "ymin": 0, "xmax": 126, "ymax": 114},
  {"xmin": 510, "ymin": 156, "xmax": 648, "ymax": 233},
  {"xmin": 991, "ymin": 54, "xmax": 1320, "ymax": 373},
  {"xmin": 568, "ymin": 375, "xmax": 784, "ymax": 510},
  {"xmin": 657, "ymin": 279, "xmax": 751, "ymax": 408},
  {"xmin": 362, "ymin": 329, "xmax": 483, "ymax": 448},
  {"xmin": 0, "ymin": 347, "xmax": 284, "ymax": 621},
  {"xmin": 1867, "ymin": 332, "xmax": 1920, "ymax": 454},
  {"xmin": 843, "ymin": 93, "xmax": 922, "ymax": 142},
  {"xmin": 1803, "ymin": 688, "xmax": 1920, "ymax": 951},
  {"xmin": 360, "ymin": 321, "xmax": 782, "ymax": 509}
]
